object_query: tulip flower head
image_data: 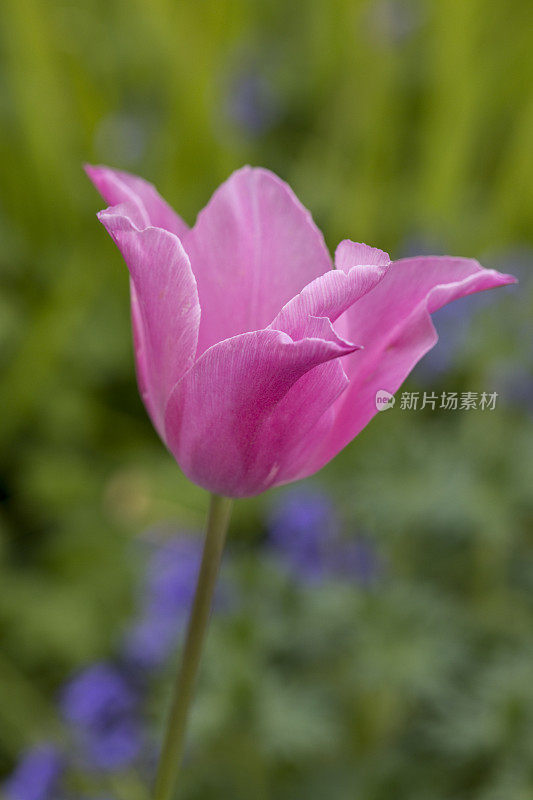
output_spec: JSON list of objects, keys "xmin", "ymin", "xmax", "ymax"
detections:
[{"xmin": 86, "ymin": 165, "xmax": 516, "ymax": 497}]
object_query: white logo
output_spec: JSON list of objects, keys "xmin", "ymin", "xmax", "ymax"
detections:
[{"xmin": 375, "ymin": 390, "xmax": 395, "ymax": 411}]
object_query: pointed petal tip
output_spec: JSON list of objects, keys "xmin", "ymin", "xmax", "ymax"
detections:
[
  {"xmin": 84, "ymin": 164, "xmax": 190, "ymax": 238},
  {"xmin": 84, "ymin": 162, "xmax": 107, "ymax": 182},
  {"xmin": 84, "ymin": 163, "xmax": 107, "ymax": 191},
  {"xmin": 335, "ymin": 240, "xmax": 391, "ymax": 270},
  {"xmin": 465, "ymin": 265, "xmax": 519, "ymax": 292},
  {"xmin": 95, "ymin": 202, "xmax": 130, "ymax": 224},
  {"xmin": 227, "ymin": 164, "xmax": 277, "ymax": 180},
  {"xmin": 303, "ymin": 315, "xmax": 362, "ymax": 355},
  {"xmin": 498, "ymin": 271, "xmax": 519, "ymax": 286}
]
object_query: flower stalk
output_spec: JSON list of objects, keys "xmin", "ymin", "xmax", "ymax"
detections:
[{"xmin": 153, "ymin": 493, "xmax": 233, "ymax": 800}]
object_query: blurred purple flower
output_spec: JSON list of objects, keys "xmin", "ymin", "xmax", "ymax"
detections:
[
  {"xmin": 226, "ymin": 70, "xmax": 279, "ymax": 136},
  {"xmin": 3, "ymin": 744, "xmax": 64, "ymax": 800},
  {"xmin": 268, "ymin": 488, "xmax": 380, "ymax": 585},
  {"xmin": 144, "ymin": 538, "xmax": 202, "ymax": 617},
  {"xmin": 123, "ymin": 537, "xmax": 203, "ymax": 670},
  {"xmin": 123, "ymin": 615, "xmax": 178, "ymax": 672},
  {"xmin": 60, "ymin": 663, "xmax": 141, "ymax": 771},
  {"xmin": 83, "ymin": 720, "xmax": 143, "ymax": 772},
  {"xmin": 268, "ymin": 488, "xmax": 339, "ymax": 581},
  {"xmin": 61, "ymin": 663, "xmax": 136, "ymax": 726}
]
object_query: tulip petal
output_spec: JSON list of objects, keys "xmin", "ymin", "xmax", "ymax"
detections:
[
  {"xmin": 182, "ymin": 166, "xmax": 332, "ymax": 354},
  {"xmin": 335, "ymin": 240, "xmax": 390, "ymax": 270},
  {"xmin": 270, "ymin": 241, "xmax": 390, "ymax": 337},
  {"xmin": 85, "ymin": 164, "xmax": 189, "ymax": 238},
  {"xmin": 295, "ymin": 256, "xmax": 517, "ymax": 478},
  {"xmin": 129, "ymin": 278, "xmax": 154, "ymax": 421},
  {"xmin": 98, "ymin": 202, "xmax": 200, "ymax": 437},
  {"xmin": 164, "ymin": 324, "xmax": 359, "ymax": 497}
]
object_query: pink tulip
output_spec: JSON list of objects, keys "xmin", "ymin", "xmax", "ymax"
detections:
[{"xmin": 86, "ymin": 165, "xmax": 516, "ymax": 498}]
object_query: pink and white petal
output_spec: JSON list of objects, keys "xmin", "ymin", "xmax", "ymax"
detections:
[
  {"xmin": 269, "ymin": 382, "xmax": 346, "ymax": 487},
  {"xmin": 98, "ymin": 203, "xmax": 200, "ymax": 437},
  {"xmin": 300, "ymin": 256, "xmax": 517, "ymax": 477},
  {"xmin": 164, "ymin": 327, "xmax": 358, "ymax": 497},
  {"xmin": 129, "ymin": 278, "xmax": 158, "ymax": 426},
  {"xmin": 270, "ymin": 253, "xmax": 390, "ymax": 339},
  {"xmin": 85, "ymin": 164, "xmax": 189, "ymax": 238},
  {"xmin": 335, "ymin": 256, "xmax": 516, "ymax": 351},
  {"xmin": 299, "ymin": 315, "xmax": 361, "ymax": 352},
  {"xmin": 183, "ymin": 166, "xmax": 332, "ymax": 354},
  {"xmin": 335, "ymin": 240, "xmax": 390, "ymax": 271}
]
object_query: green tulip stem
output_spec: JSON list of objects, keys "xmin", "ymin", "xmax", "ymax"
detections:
[{"xmin": 153, "ymin": 493, "xmax": 233, "ymax": 800}]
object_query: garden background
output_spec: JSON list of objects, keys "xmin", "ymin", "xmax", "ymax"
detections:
[{"xmin": 0, "ymin": 1, "xmax": 532, "ymax": 798}]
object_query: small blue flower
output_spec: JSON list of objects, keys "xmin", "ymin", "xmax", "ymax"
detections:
[
  {"xmin": 3, "ymin": 744, "xmax": 64, "ymax": 800},
  {"xmin": 83, "ymin": 719, "xmax": 143, "ymax": 771},
  {"xmin": 268, "ymin": 489, "xmax": 340, "ymax": 581},
  {"xmin": 123, "ymin": 614, "xmax": 179, "ymax": 671},
  {"xmin": 144, "ymin": 538, "xmax": 202, "ymax": 618},
  {"xmin": 61, "ymin": 663, "xmax": 136, "ymax": 727},
  {"xmin": 123, "ymin": 537, "xmax": 204, "ymax": 670},
  {"xmin": 268, "ymin": 489, "xmax": 381, "ymax": 585},
  {"xmin": 60, "ymin": 663, "xmax": 141, "ymax": 771}
]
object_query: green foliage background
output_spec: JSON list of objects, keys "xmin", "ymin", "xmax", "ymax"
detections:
[{"xmin": 0, "ymin": 0, "xmax": 532, "ymax": 797}]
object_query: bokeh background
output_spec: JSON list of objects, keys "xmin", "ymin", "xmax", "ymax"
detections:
[{"xmin": 1, "ymin": 0, "xmax": 532, "ymax": 798}]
